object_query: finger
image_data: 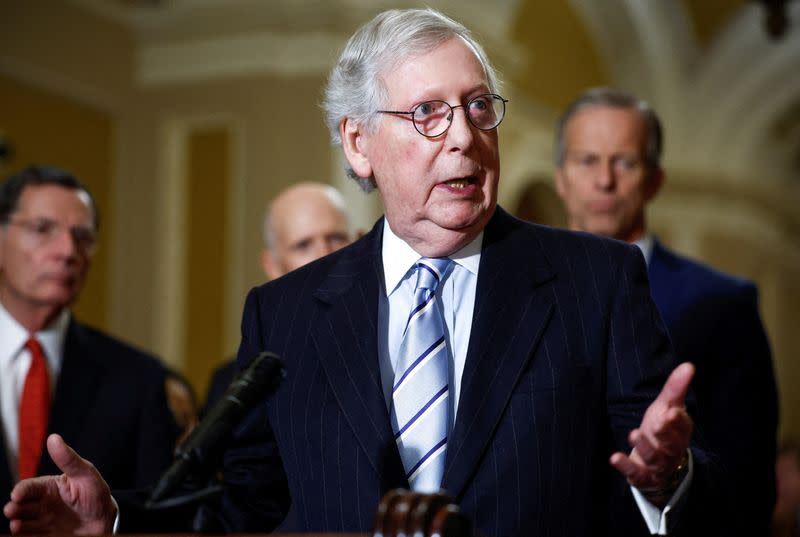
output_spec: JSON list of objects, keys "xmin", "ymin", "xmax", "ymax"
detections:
[
  {"xmin": 629, "ymin": 428, "xmax": 659, "ymax": 464},
  {"xmin": 9, "ymin": 518, "xmax": 56, "ymax": 536},
  {"xmin": 9, "ymin": 477, "xmax": 55, "ymax": 503},
  {"xmin": 654, "ymin": 407, "xmax": 693, "ymax": 451},
  {"xmin": 46, "ymin": 434, "xmax": 92, "ymax": 479},
  {"xmin": 609, "ymin": 452, "xmax": 649, "ymax": 486},
  {"xmin": 655, "ymin": 362, "xmax": 694, "ymax": 409},
  {"xmin": 4, "ymin": 499, "xmax": 46, "ymax": 520},
  {"xmin": 641, "ymin": 407, "xmax": 692, "ymax": 460},
  {"xmin": 3, "ymin": 500, "xmax": 17, "ymax": 519}
]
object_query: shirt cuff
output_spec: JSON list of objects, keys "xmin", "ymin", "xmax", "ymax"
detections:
[
  {"xmin": 111, "ymin": 495, "xmax": 120, "ymax": 534},
  {"xmin": 631, "ymin": 449, "xmax": 694, "ymax": 535}
]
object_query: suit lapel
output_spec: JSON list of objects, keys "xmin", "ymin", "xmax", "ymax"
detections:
[
  {"xmin": 443, "ymin": 208, "xmax": 556, "ymax": 500},
  {"xmin": 310, "ymin": 220, "xmax": 406, "ymax": 484},
  {"xmin": 39, "ymin": 320, "xmax": 103, "ymax": 475}
]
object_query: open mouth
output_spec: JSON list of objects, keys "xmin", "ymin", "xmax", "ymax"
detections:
[{"xmin": 443, "ymin": 176, "xmax": 477, "ymax": 189}]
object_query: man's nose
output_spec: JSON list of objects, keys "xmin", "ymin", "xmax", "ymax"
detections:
[
  {"xmin": 445, "ymin": 106, "xmax": 476, "ymax": 150},
  {"xmin": 49, "ymin": 228, "xmax": 79, "ymax": 257},
  {"xmin": 594, "ymin": 160, "xmax": 616, "ymax": 189}
]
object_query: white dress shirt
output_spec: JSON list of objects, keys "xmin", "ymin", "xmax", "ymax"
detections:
[{"xmin": 0, "ymin": 303, "xmax": 68, "ymax": 481}]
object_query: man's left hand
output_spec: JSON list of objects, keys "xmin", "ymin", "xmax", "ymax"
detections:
[{"xmin": 610, "ymin": 362, "xmax": 694, "ymax": 505}]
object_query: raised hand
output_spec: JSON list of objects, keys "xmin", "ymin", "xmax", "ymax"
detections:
[
  {"xmin": 610, "ymin": 362, "xmax": 695, "ymax": 506},
  {"xmin": 3, "ymin": 434, "xmax": 117, "ymax": 535}
]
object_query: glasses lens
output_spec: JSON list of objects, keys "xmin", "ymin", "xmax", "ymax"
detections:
[
  {"xmin": 467, "ymin": 94, "xmax": 505, "ymax": 130},
  {"xmin": 412, "ymin": 101, "xmax": 452, "ymax": 137}
]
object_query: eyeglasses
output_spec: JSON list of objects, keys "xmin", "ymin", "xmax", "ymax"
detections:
[
  {"xmin": 376, "ymin": 93, "xmax": 508, "ymax": 138},
  {"xmin": 3, "ymin": 218, "xmax": 97, "ymax": 253}
]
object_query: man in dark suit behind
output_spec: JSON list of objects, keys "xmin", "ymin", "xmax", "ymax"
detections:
[
  {"xmin": 553, "ymin": 87, "xmax": 779, "ymax": 535},
  {"xmin": 0, "ymin": 165, "xmax": 177, "ymax": 531},
  {"xmin": 5, "ymin": 10, "xmax": 722, "ymax": 537}
]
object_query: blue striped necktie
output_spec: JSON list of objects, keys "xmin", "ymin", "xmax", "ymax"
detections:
[{"xmin": 391, "ymin": 257, "xmax": 452, "ymax": 492}]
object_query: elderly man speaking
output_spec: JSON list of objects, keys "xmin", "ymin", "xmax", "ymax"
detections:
[{"xmin": 5, "ymin": 8, "xmax": 720, "ymax": 537}]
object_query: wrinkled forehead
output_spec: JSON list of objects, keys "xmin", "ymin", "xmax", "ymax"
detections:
[
  {"xmin": 16, "ymin": 184, "xmax": 95, "ymax": 224},
  {"xmin": 379, "ymin": 35, "xmax": 491, "ymax": 93}
]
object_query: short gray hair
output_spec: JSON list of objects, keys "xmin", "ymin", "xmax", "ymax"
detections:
[
  {"xmin": 323, "ymin": 8, "xmax": 501, "ymax": 192},
  {"xmin": 554, "ymin": 87, "xmax": 663, "ymax": 170}
]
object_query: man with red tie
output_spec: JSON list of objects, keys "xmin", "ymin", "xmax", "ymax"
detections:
[{"xmin": 0, "ymin": 165, "xmax": 177, "ymax": 528}]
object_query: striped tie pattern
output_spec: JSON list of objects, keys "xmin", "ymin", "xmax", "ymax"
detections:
[
  {"xmin": 391, "ymin": 257, "xmax": 452, "ymax": 492},
  {"xmin": 18, "ymin": 338, "xmax": 50, "ymax": 480}
]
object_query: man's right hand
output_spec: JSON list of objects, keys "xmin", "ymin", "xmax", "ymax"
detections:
[{"xmin": 3, "ymin": 434, "xmax": 117, "ymax": 535}]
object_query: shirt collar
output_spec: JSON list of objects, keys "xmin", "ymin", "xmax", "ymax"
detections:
[
  {"xmin": 0, "ymin": 302, "xmax": 69, "ymax": 375},
  {"xmin": 633, "ymin": 233, "xmax": 655, "ymax": 265},
  {"xmin": 381, "ymin": 219, "xmax": 483, "ymax": 296}
]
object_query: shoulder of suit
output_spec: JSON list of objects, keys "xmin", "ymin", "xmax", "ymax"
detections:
[
  {"xmin": 69, "ymin": 320, "xmax": 166, "ymax": 373},
  {"xmin": 653, "ymin": 243, "xmax": 757, "ymax": 296},
  {"xmin": 521, "ymin": 219, "xmax": 639, "ymax": 260}
]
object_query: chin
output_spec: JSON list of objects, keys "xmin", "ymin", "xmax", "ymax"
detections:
[{"xmin": 435, "ymin": 212, "xmax": 484, "ymax": 232}]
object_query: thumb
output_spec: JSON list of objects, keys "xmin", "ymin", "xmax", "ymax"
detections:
[
  {"xmin": 656, "ymin": 362, "xmax": 695, "ymax": 408},
  {"xmin": 46, "ymin": 434, "xmax": 92, "ymax": 478}
]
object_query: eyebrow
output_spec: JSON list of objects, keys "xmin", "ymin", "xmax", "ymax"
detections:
[{"xmin": 405, "ymin": 82, "xmax": 490, "ymax": 105}]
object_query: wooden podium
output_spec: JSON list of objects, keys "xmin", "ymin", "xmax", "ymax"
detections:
[
  {"xmin": 227, "ymin": 490, "xmax": 471, "ymax": 537},
  {"xmin": 372, "ymin": 489, "xmax": 471, "ymax": 537}
]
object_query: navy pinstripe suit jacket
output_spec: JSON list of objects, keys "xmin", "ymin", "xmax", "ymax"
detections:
[{"xmin": 220, "ymin": 207, "xmax": 720, "ymax": 536}]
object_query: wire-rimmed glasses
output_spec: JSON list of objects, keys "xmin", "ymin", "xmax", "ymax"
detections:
[{"xmin": 376, "ymin": 93, "xmax": 508, "ymax": 138}]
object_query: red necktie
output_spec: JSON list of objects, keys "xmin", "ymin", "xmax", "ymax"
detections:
[{"xmin": 18, "ymin": 338, "xmax": 50, "ymax": 480}]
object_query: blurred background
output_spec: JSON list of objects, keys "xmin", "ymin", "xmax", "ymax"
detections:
[{"xmin": 1, "ymin": 0, "xmax": 798, "ymax": 440}]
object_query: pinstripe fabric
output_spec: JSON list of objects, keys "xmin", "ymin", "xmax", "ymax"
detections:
[
  {"xmin": 225, "ymin": 207, "xmax": 719, "ymax": 537},
  {"xmin": 390, "ymin": 257, "xmax": 451, "ymax": 492}
]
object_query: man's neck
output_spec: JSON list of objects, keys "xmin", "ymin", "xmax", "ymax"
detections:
[
  {"xmin": 386, "ymin": 212, "xmax": 493, "ymax": 258},
  {"xmin": 0, "ymin": 293, "xmax": 63, "ymax": 333}
]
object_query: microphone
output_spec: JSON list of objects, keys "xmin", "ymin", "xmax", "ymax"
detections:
[{"xmin": 147, "ymin": 351, "xmax": 285, "ymax": 506}]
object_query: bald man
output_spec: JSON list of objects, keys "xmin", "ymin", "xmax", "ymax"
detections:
[
  {"xmin": 203, "ymin": 182, "xmax": 352, "ymax": 412},
  {"xmin": 260, "ymin": 182, "xmax": 351, "ymax": 280}
]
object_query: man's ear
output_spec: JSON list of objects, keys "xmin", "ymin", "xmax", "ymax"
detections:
[
  {"xmin": 645, "ymin": 166, "xmax": 665, "ymax": 201},
  {"xmin": 340, "ymin": 117, "xmax": 373, "ymax": 179},
  {"xmin": 260, "ymin": 248, "xmax": 281, "ymax": 281},
  {"xmin": 553, "ymin": 166, "xmax": 567, "ymax": 200}
]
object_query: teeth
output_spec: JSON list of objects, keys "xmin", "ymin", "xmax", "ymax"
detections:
[{"xmin": 446, "ymin": 179, "xmax": 468, "ymax": 188}]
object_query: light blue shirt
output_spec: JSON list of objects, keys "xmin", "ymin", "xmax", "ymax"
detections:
[{"xmin": 377, "ymin": 220, "xmax": 482, "ymax": 427}]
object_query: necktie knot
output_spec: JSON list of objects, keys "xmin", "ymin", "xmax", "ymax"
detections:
[
  {"xmin": 415, "ymin": 257, "xmax": 451, "ymax": 292},
  {"xmin": 25, "ymin": 338, "xmax": 44, "ymax": 357}
]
